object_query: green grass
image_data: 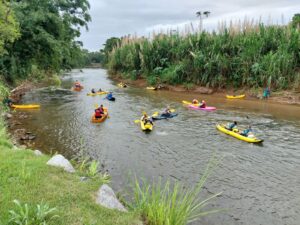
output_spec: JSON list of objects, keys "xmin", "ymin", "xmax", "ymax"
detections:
[
  {"xmin": 129, "ymin": 156, "xmax": 222, "ymax": 225},
  {"xmin": 0, "ymin": 119, "xmax": 140, "ymax": 225}
]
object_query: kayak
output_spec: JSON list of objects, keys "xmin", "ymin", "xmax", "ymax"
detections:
[
  {"xmin": 226, "ymin": 95, "xmax": 245, "ymax": 99},
  {"xmin": 91, "ymin": 112, "xmax": 108, "ymax": 123},
  {"xmin": 188, "ymin": 105, "xmax": 216, "ymax": 111},
  {"xmin": 216, "ymin": 124, "xmax": 263, "ymax": 143},
  {"xmin": 152, "ymin": 113, "xmax": 178, "ymax": 120},
  {"xmin": 118, "ymin": 83, "xmax": 127, "ymax": 88},
  {"xmin": 146, "ymin": 87, "xmax": 157, "ymax": 90},
  {"xmin": 140, "ymin": 121, "xmax": 153, "ymax": 131},
  {"xmin": 87, "ymin": 91, "xmax": 108, "ymax": 96},
  {"xmin": 107, "ymin": 97, "xmax": 115, "ymax": 101},
  {"xmin": 11, "ymin": 104, "xmax": 40, "ymax": 109}
]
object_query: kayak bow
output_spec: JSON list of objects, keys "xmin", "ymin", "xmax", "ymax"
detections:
[{"xmin": 226, "ymin": 95, "xmax": 245, "ymax": 99}]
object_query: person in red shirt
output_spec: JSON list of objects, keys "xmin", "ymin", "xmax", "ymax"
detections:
[
  {"xmin": 199, "ymin": 100, "xmax": 206, "ymax": 108},
  {"xmin": 95, "ymin": 105, "xmax": 104, "ymax": 118}
]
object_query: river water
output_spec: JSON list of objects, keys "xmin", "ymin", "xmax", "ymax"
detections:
[{"xmin": 13, "ymin": 69, "xmax": 300, "ymax": 225}]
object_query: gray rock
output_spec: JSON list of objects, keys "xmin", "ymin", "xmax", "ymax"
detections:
[
  {"xmin": 5, "ymin": 113, "xmax": 13, "ymax": 119},
  {"xmin": 46, "ymin": 154, "xmax": 75, "ymax": 173},
  {"xmin": 96, "ymin": 184, "xmax": 127, "ymax": 212},
  {"xmin": 34, "ymin": 150, "xmax": 43, "ymax": 156}
]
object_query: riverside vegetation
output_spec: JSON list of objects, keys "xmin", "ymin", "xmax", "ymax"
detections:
[
  {"xmin": 106, "ymin": 15, "xmax": 300, "ymax": 91},
  {"xmin": 1, "ymin": 2, "xmax": 222, "ymax": 224}
]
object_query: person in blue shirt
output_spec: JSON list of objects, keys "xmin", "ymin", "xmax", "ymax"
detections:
[
  {"xmin": 226, "ymin": 121, "xmax": 237, "ymax": 131},
  {"xmin": 240, "ymin": 126, "xmax": 252, "ymax": 137},
  {"xmin": 263, "ymin": 87, "xmax": 270, "ymax": 99},
  {"xmin": 106, "ymin": 92, "xmax": 113, "ymax": 100}
]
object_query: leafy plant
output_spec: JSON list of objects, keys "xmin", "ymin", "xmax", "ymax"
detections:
[
  {"xmin": 87, "ymin": 160, "xmax": 99, "ymax": 178},
  {"xmin": 8, "ymin": 200, "xmax": 59, "ymax": 225}
]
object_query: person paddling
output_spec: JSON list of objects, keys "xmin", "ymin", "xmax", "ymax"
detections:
[
  {"xmin": 95, "ymin": 105, "xmax": 105, "ymax": 119},
  {"xmin": 161, "ymin": 106, "xmax": 172, "ymax": 117},
  {"xmin": 74, "ymin": 80, "xmax": 81, "ymax": 88},
  {"xmin": 240, "ymin": 126, "xmax": 252, "ymax": 137},
  {"xmin": 199, "ymin": 100, "xmax": 206, "ymax": 108},
  {"xmin": 192, "ymin": 99, "xmax": 199, "ymax": 104},
  {"xmin": 226, "ymin": 121, "xmax": 237, "ymax": 131},
  {"xmin": 141, "ymin": 113, "xmax": 153, "ymax": 125},
  {"xmin": 91, "ymin": 88, "xmax": 96, "ymax": 94},
  {"xmin": 106, "ymin": 92, "xmax": 113, "ymax": 100}
]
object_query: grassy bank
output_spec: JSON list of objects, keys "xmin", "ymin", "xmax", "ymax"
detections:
[
  {"xmin": 107, "ymin": 20, "xmax": 300, "ymax": 90},
  {"xmin": 0, "ymin": 119, "xmax": 140, "ymax": 225}
]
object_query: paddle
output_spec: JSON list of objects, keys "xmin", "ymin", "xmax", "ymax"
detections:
[{"xmin": 134, "ymin": 120, "xmax": 140, "ymax": 123}]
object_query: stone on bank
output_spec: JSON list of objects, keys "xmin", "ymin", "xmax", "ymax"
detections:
[
  {"xmin": 46, "ymin": 154, "xmax": 75, "ymax": 173},
  {"xmin": 96, "ymin": 184, "xmax": 127, "ymax": 212}
]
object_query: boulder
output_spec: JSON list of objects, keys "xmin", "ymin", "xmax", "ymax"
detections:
[
  {"xmin": 5, "ymin": 113, "xmax": 13, "ymax": 119},
  {"xmin": 46, "ymin": 154, "xmax": 75, "ymax": 173},
  {"xmin": 96, "ymin": 184, "xmax": 127, "ymax": 212},
  {"xmin": 34, "ymin": 150, "xmax": 43, "ymax": 156}
]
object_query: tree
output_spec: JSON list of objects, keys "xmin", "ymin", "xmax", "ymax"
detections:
[
  {"xmin": 0, "ymin": 0, "xmax": 91, "ymax": 82},
  {"xmin": 196, "ymin": 11, "xmax": 211, "ymax": 31},
  {"xmin": 0, "ymin": 1, "xmax": 19, "ymax": 56}
]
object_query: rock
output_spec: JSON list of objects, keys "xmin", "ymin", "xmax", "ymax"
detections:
[
  {"xmin": 34, "ymin": 150, "xmax": 43, "ymax": 156},
  {"xmin": 46, "ymin": 154, "xmax": 75, "ymax": 173},
  {"xmin": 195, "ymin": 87, "xmax": 214, "ymax": 94},
  {"xmin": 96, "ymin": 184, "xmax": 127, "ymax": 212},
  {"xmin": 5, "ymin": 113, "xmax": 13, "ymax": 119},
  {"xmin": 19, "ymin": 145, "xmax": 27, "ymax": 149},
  {"xmin": 20, "ymin": 134, "xmax": 36, "ymax": 141}
]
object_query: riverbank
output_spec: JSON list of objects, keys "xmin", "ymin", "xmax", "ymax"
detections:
[
  {"xmin": 0, "ymin": 117, "xmax": 140, "ymax": 225},
  {"xmin": 110, "ymin": 73, "xmax": 300, "ymax": 105}
]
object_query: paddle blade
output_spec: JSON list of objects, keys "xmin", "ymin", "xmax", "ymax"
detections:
[
  {"xmin": 170, "ymin": 109, "xmax": 176, "ymax": 112},
  {"xmin": 152, "ymin": 112, "xmax": 159, "ymax": 117},
  {"xmin": 134, "ymin": 120, "xmax": 140, "ymax": 124}
]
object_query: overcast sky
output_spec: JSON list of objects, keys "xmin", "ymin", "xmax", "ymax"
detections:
[{"xmin": 79, "ymin": 0, "xmax": 300, "ymax": 51}]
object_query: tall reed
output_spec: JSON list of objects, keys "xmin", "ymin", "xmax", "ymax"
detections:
[{"xmin": 107, "ymin": 19, "xmax": 300, "ymax": 90}]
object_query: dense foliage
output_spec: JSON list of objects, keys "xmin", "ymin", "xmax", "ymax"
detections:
[
  {"xmin": 107, "ymin": 20, "xmax": 300, "ymax": 90},
  {"xmin": 0, "ymin": 0, "xmax": 91, "ymax": 84}
]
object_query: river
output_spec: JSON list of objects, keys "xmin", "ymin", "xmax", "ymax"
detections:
[{"xmin": 12, "ymin": 69, "xmax": 300, "ymax": 225}]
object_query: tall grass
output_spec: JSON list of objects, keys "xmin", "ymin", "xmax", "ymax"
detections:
[
  {"xmin": 130, "ymin": 155, "xmax": 222, "ymax": 225},
  {"xmin": 107, "ymin": 19, "xmax": 300, "ymax": 90}
]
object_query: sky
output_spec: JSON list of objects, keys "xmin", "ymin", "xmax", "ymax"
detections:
[{"xmin": 79, "ymin": 0, "xmax": 300, "ymax": 51}]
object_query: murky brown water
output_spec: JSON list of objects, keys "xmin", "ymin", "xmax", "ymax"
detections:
[{"xmin": 11, "ymin": 69, "xmax": 300, "ymax": 225}]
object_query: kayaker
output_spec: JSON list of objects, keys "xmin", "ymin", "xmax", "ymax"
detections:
[
  {"xmin": 106, "ymin": 92, "xmax": 113, "ymax": 100},
  {"xmin": 95, "ymin": 105, "xmax": 105, "ymax": 118},
  {"xmin": 2, "ymin": 97, "xmax": 13, "ymax": 107},
  {"xmin": 199, "ymin": 100, "xmax": 206, "ymax": 108},
  {"xmin": 192, "ymin": 99, "xmax": 199, "ymax": 104},
  {"xmin": 74, "ymin": 80, "xmax": 81, "ymax": 88},
  {"xmin": 263, "ymin": 87, "xmax": 270, "ymax": 99},
  {"xmin": 91, "ymin": 88, "xmax": 96, "ymax": 94},
  {"xmin": 161, "ymin": 106, "xmax": 171, "ymax": 117},
  {"xmin": 240, "ymin": 126, "xmax": 252, "ymax": 137},
  {"xmin": 98, "ymin": 88, "xmax": 102, "ymax": 92},
  {"xmin": 141, "ymin": 113, "xmax": 153, "ymax": 125},
  {"xmin": 226, "ymin": 121, "xmax": 237, "ymax": 131}
]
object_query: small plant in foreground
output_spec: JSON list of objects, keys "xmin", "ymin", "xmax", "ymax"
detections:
[
  {"xmin": 8, "ymin": 200, "xmax": 59, "ymax": 225},
  {"xmin": 130, "ymin": 156, "xmax": 222, "ymax": 225},
  {"xmin": 88, "ymin": 160, "xmax": 99, "ymax": 177}
]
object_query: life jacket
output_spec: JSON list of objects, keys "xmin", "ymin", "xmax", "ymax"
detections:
[
  {"xmin": 75, "ymin": 82, "xmax": 81, "ymax": 87},
  {"xmin": 95, "ymin": 109, "xmax": 101, "ymax": 117},
  {"xmin": 200, "ymin": 102, "xmax": 206, "ymax": 108}
]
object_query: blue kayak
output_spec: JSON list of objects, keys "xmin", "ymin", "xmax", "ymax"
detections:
[
  {"xmin": 107, "ymin": 97, "xmax": 115, "ymax": 101},
  {"xmin": 152, "ymin": 113, "xmax": 178, "ymax": 120}
]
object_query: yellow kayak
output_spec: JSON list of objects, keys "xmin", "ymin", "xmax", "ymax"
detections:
[
  {"xmin": 11, "ymin": 104, "xmax": 40, "ymax": 109},
  {"xmin": 216, "ymin": 124, "xmax": 263, "ymax": 143},
  {"xmin": 118, "ymin": 83, "xmax": 127, "ymax": 88},
  {"xmin": 87, "ymin": 91, "xmax": 108, "ymax": 96},
  {"xmin": 146, "ymin": 87, "xmax": 157, "ymax": 90},
  {"xmin": 226, "ymin": 95, "xmax": 245, "ymax": 99},
  {"xmin": 140, "ymin": 121, "xmax": 153, "ymax": 131}
]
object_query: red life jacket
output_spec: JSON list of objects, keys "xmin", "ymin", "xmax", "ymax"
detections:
[{"xmin": 95, "ymin": 109, "xmax": 101, "ymax": 117}]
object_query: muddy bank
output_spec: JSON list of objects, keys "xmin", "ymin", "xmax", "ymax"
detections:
[
  {"xmin": 9, "ymin": 81, "xmax": 37, "ymax": 103},
  {"xmin": 109, "ymin": 74, "xmax": 300, "ymax": 105}
]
